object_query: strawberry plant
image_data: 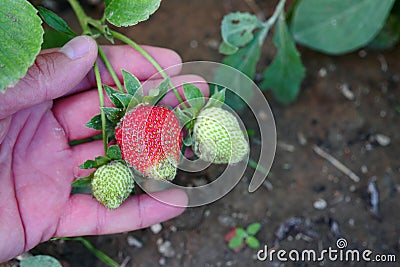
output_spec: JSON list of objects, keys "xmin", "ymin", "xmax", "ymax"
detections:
[
  {"xmin": 1, "ymin": 0, "xmax": 255, "ymax": 210},
  {"xmin": 219, "ymin": 0, "xmax": 398, "ymax": 106}
]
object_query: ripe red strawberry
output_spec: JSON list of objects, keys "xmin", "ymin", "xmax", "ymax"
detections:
[{"xmin": 115, "ymin": 104, "xmax": 182, "ymax": 180}]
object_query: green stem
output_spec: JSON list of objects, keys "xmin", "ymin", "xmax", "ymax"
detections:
[
  {"xmin": 259, "ymin": 0, "xmax": 287, "ymax": 43},
  {"xmin": 94, "ymin": 62, "xmax": 107, "ymax": 154},
  {"xmin": 248, "ymin": 158, "xmax": 269, "ymax": 176},
  {"xmin": 110, "ymin": 30, "xmax": 186, "ymax": 106},
  {"xmin": 98, "ymin": 47, "xmax": 124, "ymax": 92},
  {"xmin": 67, "ymin": 0, "xmax": 90, "ymax": 34}
]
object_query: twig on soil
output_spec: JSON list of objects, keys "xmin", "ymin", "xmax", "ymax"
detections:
[{"xmin": 312, "ymin": 145, "xmax": 360, "ymax": 183}]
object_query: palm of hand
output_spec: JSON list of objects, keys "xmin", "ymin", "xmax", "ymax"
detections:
[{"xmin": 0, "ymin": 101, "xmax": 74, "ymax": 258}]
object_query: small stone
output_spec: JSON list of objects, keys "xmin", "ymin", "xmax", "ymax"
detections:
[
  {"xmin": 204, "ymin": 209, "xmax": 211, "ymax": 217},
  {"xmin": 151, "ymin": 223, "xmax": 163, "ymax": 234},
  {"xmin": 158, "ymin": 240, "xmax": 175, "ymax": 258},
  {"xmin": 313, "ymin": 199, "xmax": 327, "ymax": 210},
  {"xmin": 297, "ymin": 132, "xmax": 307, "ymax": 146},
  {"xmin": 218, "ymin": 214, "xmax": 235, "ymax": 226},
  {"xmin": 159, "ymin": 257, "xmax": 166, "ymax": 265},
  {"xmin": 361, "ymin": 165, "xmax": 368, "ymax": 174},
  {"xmin": 127, "ymin": 236, "xmax": 143, "ymax": 248},
  {"xmin": 338, "ymin": 83, "xmax": 355, "ymax": 100},
  {"xmin": 375, "ymin": 134, "xmax": 391, "ymax": 146},
  {"xmin": 190, "ymin": 40, "xmax": 198, "ymax": 48},
  {"xmin": 348, "ymin": 218, "xmax": 355, "ymax": 227},
  {"xmin": 318, "ymin": 68, "xmax": 327, "ymax": 77},
  {"xmin": 358, "ymin": 50, "xmax": 367, "ymax": 58},
  {"xmin": 349, "ymin": 185, "xmax": 356, "ymax": 192}
]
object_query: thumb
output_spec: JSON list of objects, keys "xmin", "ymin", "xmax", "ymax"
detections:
[{"xmin": 0, "ymin": 36, "xmax": 98, "ymax": 119}]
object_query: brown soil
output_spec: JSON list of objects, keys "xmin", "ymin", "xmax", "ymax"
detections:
[{"xmin": 28, "ymin": 0, "xmax": 400, "ymax": 266}]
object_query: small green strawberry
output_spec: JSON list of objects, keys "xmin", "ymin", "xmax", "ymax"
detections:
[
  {"xmin": 192, "ymin": 107, "xmax": 249, "ymax": 164},
  {"xmin": 115, "ymin": 104, "xmax": 182, "ymax": 181},
  {"xmin": 92, "ymin": 161, "xmax": 134, "ymax": 209}
]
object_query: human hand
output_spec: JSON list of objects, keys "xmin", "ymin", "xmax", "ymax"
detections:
[{"xmin": 0, "ymin": 36, "xmax": 207, "ymax": 262}]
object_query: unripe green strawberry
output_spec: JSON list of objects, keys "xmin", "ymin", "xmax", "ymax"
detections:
[
  {"xmin": 92, "ymin": 161, "xmax": 134, "ymax": 210},
  {"xmin": 193, "ymin": 107, "xmax": 249, "ymax": 164},
  {"xmin": 115, "ymin": 105, "xmax": 182, "ymax": 181}
]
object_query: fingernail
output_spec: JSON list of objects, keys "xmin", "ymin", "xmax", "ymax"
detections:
[{"xmin": 59, "ymin": 36, "xmax": 93, "ymax": 60}]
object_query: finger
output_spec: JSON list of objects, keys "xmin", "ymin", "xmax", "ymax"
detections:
[
  {"xmin": 0, "ymin": 36, "xmax": 98, "ymax": 120},
  {"xmin": 71, "ymin": 140, "xmax": 104, "ymax": 178},
  {"xmin": 54, "ymin": 75, "xmax": 209, "ymax": 141},
  {"xmin": 55, "ymin": 190, "xmax": 187, "ymax": 237},
  {"xmin": 71, "ymin": 45, "xmax": 183, "ymax": 94}
]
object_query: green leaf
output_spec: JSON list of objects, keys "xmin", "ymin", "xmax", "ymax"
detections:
[
  {"xmin": 106, "ymin": 145, "xmax": 122, "ymax": 160},
  {"xmin": 291, "ymin": 0, "xmax": 396, "ymax": 54},
  {"xmin": 0, "ymin": 0, "xmax": 44, "ymax": 92},
  {"xmin": 235, "ymin": 227, "xmax": 247, "ymax": 238},
  {"xmin": 79, "ymin": 159, "xmax": 96, "ymax": 169},
  {"xmin": 216, "ymin": 32, "xmax": 262, "ymax": 110},
  {"xmin": 147, "ymin": 77, "xmax": 170, "ymax": 105},
  {"xmin": 101, "ymin": 107, "xmax": 124, "ymax": 122},
  {"xmin": 183, "ymin": 134, "xmax": 193, "ymax": 146},
  {"xmin": 122, "ymin": 69, "xmax": 141, "ymax": 95},
  {"xmin": 38, "ymin": 7, "xmax": 77, "ymax": 37},
  {"xmin": 85, "ymin": 114, "xmax": 102, "ymax": 130},
  {"xmin": 175, "ymin": 107, "xmax": 192, "ymax": 128},
  {"xmin": 20, "ymin": 255, "xmax": 62, "ymax": 267},
  {"xmin": 58, "ymin": 237, "xmax": 119, "ymax": 267},
  {"xmin": 113, "ymin": 93, "xmax": 133, "ymax": 109},
  {"xmin": 205, "ymin": 88, "xmax": 225, "ymax": 109},
  {"xmin": 42, "ymin": 29, "xmax": 73, "ymax": 49},
  {"xmin": 105, "ymin": 0, "xmax": 162, "ymax": 27},
  {"xmin": 221, "ymin": 12, "xmax": 262, "ymax": 49},
  {"xmin": 262, "ymin": 14, "xmax": 305, "ymax": 104},
  {"xmin": 228, "ymin": 236, "xmax": 244, "ymax": 249},
  {"xmin": 104, "ymin": 85, "xmax": 123, "ymax": 108},
  {"xmin": 222, "ymin": 31, "xmax": 261, "ymax": 79},
  {"xmin": 368, "ymin": 14, "xmax": 400, "ymax": 50},
  {"xmin": 219, "ymin": 41, "xmax": 239, "ymax": 55},
  {"xmin": 183, "ymin": 83, "xmax": 205, "ymax": 110},
  {"xmin": 71, "ymin": 174, "xmax": 93, "ymax": 187},
  {"xmin": 246, "ymin": 222, "xmax": 261, "ymax": 235},
  {"xmin": 95, "ymin": 156, "xmax": 110, "ymax": 166},
  {"xmin": 245, "ymin": 236, "xmax": 260, "ymax": 249},
  {"xmin": 79, "ymin": 156, "xmax": 109, "ymax": 169}
]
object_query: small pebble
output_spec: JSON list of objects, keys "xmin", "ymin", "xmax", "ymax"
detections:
[
  {"xmin": 297, "ymin": 132, "xmax": 307, "ymax": 146},
  {"xmin": 375, "ymin": 134, "xmax": 391, "ymax": 146},
  {"xmin": 190, "ymin": 40, "xmax": 198, "ymax": 48},
  {"xmin": 358, "ymin": 50, "xmax": 367, "ymax": 58},
  {"xmin": 159, "ymin": 257, "xmax": 166, "ymax": 266},
  {"xmin": 338, "ymin": 83, "xmax": 355, "ymax": 100},
  {"xmin": 361, "ymin": 165, "xmax": 368, "ymax": 174},
  {"xmin": 158, "ymin": 240, "xmax": 175, "ymax": 257},
  {"xmin": 313, "ymin": 199, "xmax": 327, "ymax": 210},
  {"xmin": 127, "ymin": 236, "xmax": 143, "ymax": 248},
  {"xmin": 318, "ymin": 68, "xmax": 327, "ymax": 77},
  {"xmin": 151, "ymin": 223, "xmax": 163, "ymax": 234},
  {"xmin": 348, "ymin": 218, "xmax": 355, "ymax": 227}
]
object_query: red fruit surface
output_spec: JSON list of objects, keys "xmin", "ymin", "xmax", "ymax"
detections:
[{"xmin": 115, "ymin": 105, "xmax": 182, "ymax": 177}]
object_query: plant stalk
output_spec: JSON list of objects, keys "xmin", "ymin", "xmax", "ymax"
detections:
[
  {"xmin": 98, "ymin": 47, "xmax": 124, "ymax": 92},
  {"xmin": 67, "ymin": 0, "xmax": 90, "ymax": 34},
  {"xmin": 94, "ymin": 62, "xmax": 107, "ymax": 154},
  {"xmin": 248, "ymin": 158, "xmax": 269, "ymax": 176},
  {"xmin": 259, "ymin": 0, "xmax": 287, "ymax": 43},
  {"xmin": 110, "ymin": 30, "xmax": 186, "ymax": 106}
]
